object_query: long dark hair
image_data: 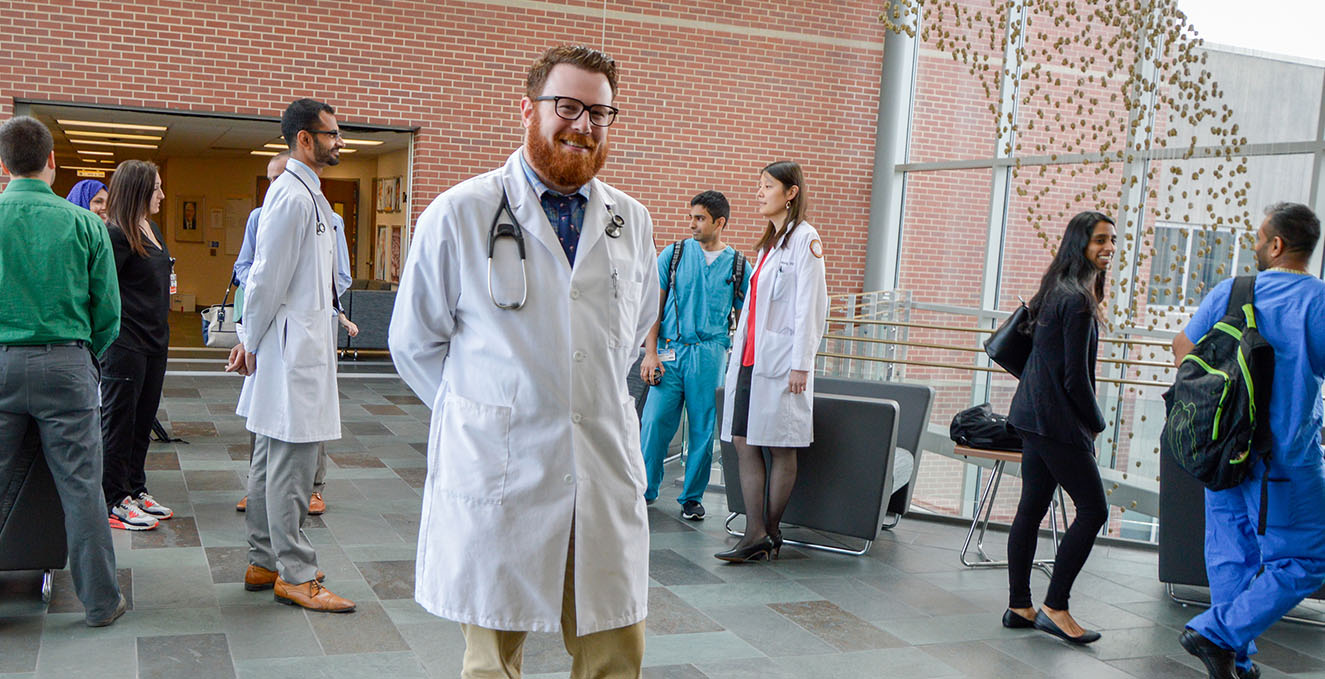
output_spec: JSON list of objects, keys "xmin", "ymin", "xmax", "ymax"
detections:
[
  {"xmin": 753, "ymin": 161, "xmax": 807, "ymax": 253},
  {"xmin": 1027, "ymin": 211, "xmax": 1114, "ymax": 325},
  {"xmin": 107, "ymin": 160, "xmax": 158, "ymax": 257}
]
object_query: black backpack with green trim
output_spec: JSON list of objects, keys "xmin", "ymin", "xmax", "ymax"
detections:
[{"xmin": 1161, "ymin": 275, "xmax": 1275, "ymax": 497}]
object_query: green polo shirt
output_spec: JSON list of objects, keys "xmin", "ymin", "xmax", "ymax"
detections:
[{"xmin": 0, "ymin": 178, "xmax": 120, "ymax": 357}]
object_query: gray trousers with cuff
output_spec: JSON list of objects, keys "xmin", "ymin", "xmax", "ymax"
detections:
[{"xmin": 245, "ymin": 435, "xmax": 320, "ymax": 584}]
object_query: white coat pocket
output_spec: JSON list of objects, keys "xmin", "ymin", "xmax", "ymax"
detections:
[
  {"xmin": 432, "ymin": 391, "xmax": 513, "ymax": 505},
  {"xmin": 766, "ymin": 261, "xmax": 797, "ymax": 335},
  {"xmin": 610, "ymin": 279, "xmax": 642, "ymax": 349},
  {"xmin": 282, "ymin": 309, "xmax": 332, "ymax": 371},
  {"xmin": 619, "ymin": 395, "xmax": 647, "ymax": 494}
]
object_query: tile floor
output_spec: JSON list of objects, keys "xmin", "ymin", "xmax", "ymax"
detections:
[{"xmin": 1, "ymin": 364, "xmax": 1323, "ymax": 678}]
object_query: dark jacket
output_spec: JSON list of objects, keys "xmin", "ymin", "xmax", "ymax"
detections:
[{"xmin": 1007, "ymin": 287, "xmax": 1106, "ymax": 450}]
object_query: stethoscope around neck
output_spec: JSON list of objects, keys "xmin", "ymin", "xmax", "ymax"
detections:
[{"xmin": 487, "ymin": 187, "xmax": 627, "ymax": 310}]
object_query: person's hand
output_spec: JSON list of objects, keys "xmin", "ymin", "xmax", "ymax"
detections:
[
  {"xmin": 340, "ymin": 316, "xmax": 359, "ymax": 337},
  {"xmin": 788, "ymin": 369, "xmax": 809, "ymax": 394},
  {"xmin": 639, "ymin": 352, "xmax": 664, "ymax": 385},
  {"xmin": 226, "ymin": 343, "xmax": 257, "ymax": 376}
]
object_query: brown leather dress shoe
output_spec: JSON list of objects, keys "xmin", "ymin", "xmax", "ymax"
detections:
[
  {"xmin": 308, "ymin": 492, "xmax": 326, "ymax": 515},
  {"xmin": 244, "ymin": 564, "xmax": 325, "ymax": 591},
  {"xmin": 236, "ymin": 496, "xmax": 247, "ymax": 512},
  {"xmin": 274, "ymin": 577, "xmax": 355, "ymax": 613}
]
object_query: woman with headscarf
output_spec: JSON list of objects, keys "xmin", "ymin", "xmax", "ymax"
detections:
[{"xmin": 66, "ymin": 179, "xmax": 109, "ymax": 224}]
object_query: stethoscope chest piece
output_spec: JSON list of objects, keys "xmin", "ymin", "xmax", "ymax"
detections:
[{"xmin": 606, "ymin": 212, "xmax": 624, "ymax": 239}]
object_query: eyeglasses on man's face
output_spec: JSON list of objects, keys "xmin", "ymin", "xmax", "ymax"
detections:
[
  {"xmin": 304, "ymin": 128, "xmax": 343, "ymax": 140},
  {"xmin": 534, "ymin": 96, "xmax": 619, "ymax": 127}
]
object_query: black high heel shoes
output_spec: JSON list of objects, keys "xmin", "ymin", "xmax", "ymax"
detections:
[{"xmin": 715, "ymin": 536, "xmax": 775, "ymax": 563}]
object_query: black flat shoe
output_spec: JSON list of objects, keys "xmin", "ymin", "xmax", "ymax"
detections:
[
  {"xmin": 715, "ymin": 536, "xmax": 775, "ymax": 563},
  {"xmin": 1034, "ymin": 610, "xmax": 1101, "ymax": 644},
  {"xmin": 1002, "ymin": 609, "xmax": 1036, "ymax": 629},
  {"xmin": 1180, "ymin": 629, "xmax": 1238, "ymax": 679},
  {"xmin": 1239, "ymin": 663, "xmax": 1260, "ymax": 679}
]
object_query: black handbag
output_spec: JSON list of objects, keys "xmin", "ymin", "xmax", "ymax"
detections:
[{"xmin": 984, "ymin": 302, "xmax": 1032, "ymax": 378}]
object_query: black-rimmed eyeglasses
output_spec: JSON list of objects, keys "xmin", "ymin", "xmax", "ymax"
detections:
[{"xmin": 533, "ymin": 96, "xmax": 619, "ymax": 127}]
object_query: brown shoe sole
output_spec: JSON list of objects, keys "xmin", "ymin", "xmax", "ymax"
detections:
[{"xmin": 274, "ymin": 593, "xmax": 355, "ymax": 613}]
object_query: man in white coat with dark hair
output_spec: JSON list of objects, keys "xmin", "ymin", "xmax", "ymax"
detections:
[
  {"xmin": 226, "ymin": 98, "xmax": 355, "ymax": 614},
  {"xmin": 389, "ymin": 45, "xmax": 658, "ymax": 678}
]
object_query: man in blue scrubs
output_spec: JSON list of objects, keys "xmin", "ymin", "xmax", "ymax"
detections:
[
  {"xmin": 1173, "ymin": 202, "xmax": 1325, "ymax": 679},
  {"xmin": 639, "ymin": 191, "xmax": 751, "ymax": 520}
]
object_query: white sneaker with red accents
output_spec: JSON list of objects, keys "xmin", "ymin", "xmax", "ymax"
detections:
[
  {"xmin": 134, "ymin": 492, "xmax": 173, "ymax": 519},
  {"xmin": 109, "ymin": 496, "xmax": 158, "ymax": 531}
]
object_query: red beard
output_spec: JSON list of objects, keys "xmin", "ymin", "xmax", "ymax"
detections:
[{"xmin": 526, "ymin": 114, "xmax": 608, "ymax": 190}]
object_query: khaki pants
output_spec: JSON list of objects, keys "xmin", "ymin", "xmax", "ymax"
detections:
[{"xmin": 460, "ymin": 532, "xmax": 645, "ymax": 679}]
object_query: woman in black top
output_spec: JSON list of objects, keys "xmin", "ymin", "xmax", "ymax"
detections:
[
  {"xmin": 102, "ymin": 160, "xmax": 174, "ymax": 530},
  {"xmin": 1003, "ymin": 211, "xmax": 1116, "ymax": 643}
]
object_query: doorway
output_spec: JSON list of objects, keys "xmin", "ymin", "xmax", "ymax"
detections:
[{"xmin": 257, "ymin": 176, "xmax": 361, "ymax": 274}]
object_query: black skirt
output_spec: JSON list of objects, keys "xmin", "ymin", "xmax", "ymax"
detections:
[{"xmin": 730, "ymin": 364, "xmax": 754, "ymax": 438}]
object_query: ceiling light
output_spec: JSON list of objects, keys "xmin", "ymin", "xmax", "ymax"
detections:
[
  {"xmin": 339, "ymin": 148, "xmax": 356, "ymax": 153},
  {"xmin": 77, "ymin": 150, "xmax": 114, "ymax": 156},
  {"xmin": 343, "ymin": 138, "xmax": 384, "ymax": 146},
  {"xmin": 251, "ymin": 150, "xmax": 279, "ymax": 156},
  {"xmin": 263, "ymin": 143, "xmax": 286, "ymax": 149},
  {"xmin": 71, "ymin": 139, "xmax": 157, "ymax": 149},
  {"xmin": 57, "ymin": 119, "xmax": 167, "ymax": 132},
  {"xmin": 60, "ymin": 165, "xmax": 119, "ymax": 172},
  {"xmin": 65, "ymin": 130, "xmax": 162, "ymax": 141},
  {"xmin": 99, "ymin": 159, "xmax": 117, "ymax": 164}
]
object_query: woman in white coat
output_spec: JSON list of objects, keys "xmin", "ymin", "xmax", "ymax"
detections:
[{"xmin": 716, "ymin": 161, "xmax": 828, "ymax": 562}]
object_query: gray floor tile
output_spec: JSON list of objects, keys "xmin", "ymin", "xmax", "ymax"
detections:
[
  {"xmin": 356, "ymin": 560, "xmax": 416, "ymax": 600},
  {"xmin": 773, "ymin": 647, "xmax": 963, "ymax": 678},
  {"xmin": 650, "ymin": 549, "xmax": 726, "ymax": 586},
  {"xmin": 642, "ymin": 631, "xmax": 763, "ymax": 667},
  {"xmin": 768, "ymin": 600, "xmax": 906, "ymax": 652},
  {"xmin": 642, "ymin": 665, "xmax": 708, "ymax": 679},
  {"xmin": 35, "ymin": 636, "xmax": 137, "ymax": 678},
  {"xmin": 136, "ymin": 632, "xmax": 236, "ymax": 679},
  {"xmin": 233, "ymin": 652, "xmax": 427, "ymax": 679},
  {"xmin": 1106, "ymin": 655, "xmax": 1207, "ymax": 679},
  {"xmin": 0, "ymin": 615, "xmax": 42, "ymax": 673},
  {"xmin": 183, "ymin": 470, "xmax": 244, "ymax": 491},
  {"xmin": 700, "ymin": 604, "xmax": 835, "ymax": 657},
  {"xmin": 306, "ymin": 599, "xmax": 408, "ymax": 655},
  {"xmin": 646, "ymin": 587, "xmax": 725, "ymax": 636},
  {"xmin": 131, "ymin": 517, "xmax": 203, "ymax": 550},
  {"xmin": 218, "ymin": 604, "xmax": 322, "ymax": 659},
  {"xmin": 918, "ymin": 641, "xmax": 1053, "ymax": 679}
]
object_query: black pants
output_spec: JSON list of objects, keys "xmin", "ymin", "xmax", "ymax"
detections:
[
  {"xmin": 1007, "ymin": 430, "xmax": 1109, "ymax": 610},
  {"xmin": 100, "ymin": 344, "xmax": 167, "ymax": 511}
]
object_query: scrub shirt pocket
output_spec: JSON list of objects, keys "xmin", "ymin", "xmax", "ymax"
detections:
[{"xmin": 432, "ymin": 390, "xmax": 512, "ymax": 505}]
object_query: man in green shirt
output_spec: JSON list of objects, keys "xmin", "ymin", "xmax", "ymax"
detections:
[{"xmin": 0, "ymin": 115, "xmax": 125, "ymax": 627}]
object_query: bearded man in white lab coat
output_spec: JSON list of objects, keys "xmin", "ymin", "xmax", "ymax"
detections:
[
  {"xmin": 390, "ymin": 45, "xmax": 658, "ymax": 677},
  {"xmin": 226, "ymin": 98, "xmax": 355, "ymax": 613}
]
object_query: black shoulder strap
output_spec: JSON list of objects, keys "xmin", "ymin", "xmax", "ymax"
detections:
[
  {"xmin": 728, "ymin": 250, "xmax": 746, "ymax": 332},
  {"xmin": 1227, "ymin": 275, "xmax": 1257, "ymax": 323},
  {"xmin": 661, "ymin": 239, "xmax": 685, "ymax": 311}
]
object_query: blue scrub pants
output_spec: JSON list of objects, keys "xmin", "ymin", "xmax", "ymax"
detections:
[
  {"xmin": 1188, "ymin": 462, "xmax": 1325, "ymax": 670},
  {"xmin": 639, "ymin": 340, "xmax": 727, "ymax": 505}
]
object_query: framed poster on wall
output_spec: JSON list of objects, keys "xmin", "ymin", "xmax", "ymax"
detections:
[
  {"xmin": 175, "ymin": 195, "xmax": 205, "ymax": 242},
  {"xmin": 375, "ymin": 226, "xmax": 389, "ymax": 279}
]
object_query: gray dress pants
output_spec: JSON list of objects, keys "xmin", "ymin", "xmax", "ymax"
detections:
[
  {"xmin": 245, "ymin": 434, "xmax": 321, "ymax": 584},
  {"xmin": 0, "ymin": 344, "xmax": 121, "ymax": 621}
]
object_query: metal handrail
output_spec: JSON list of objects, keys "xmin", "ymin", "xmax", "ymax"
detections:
[
  {"xmin": 816, "ymin": 351, "xmax": 1168, "ymax": 389},
  {"xmin": 821, "ymin": 332, "xmax": 1174, "ymax": 370}
]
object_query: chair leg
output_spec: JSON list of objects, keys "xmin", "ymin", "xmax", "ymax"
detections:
[{"xmin": 960, "ymin": 461, "xmax": 1004, "ymax": 567}]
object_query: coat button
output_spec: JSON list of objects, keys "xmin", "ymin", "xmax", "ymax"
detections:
[
  {"xmin": 571, "ymin": 413, "xmax": 583, "ymax": 424},
  {"xmin": 570, "ymin": 288, "xmax": 580, "ymax": 299},
  {"xmin": 563, "ymin": 474, "xmax": 574, "ymax": 484},
  {"xmin": 573, "ymin": 350, "xmax": 586, "ymax": 362}
]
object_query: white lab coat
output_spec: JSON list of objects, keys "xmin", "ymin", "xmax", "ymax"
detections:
[
  {"xmin": 720, "ymin": 222, "xmax": 828, "ymax": 447},
  {"xmin": 388, "ymin": 150, "xmax": 658, "ymax": 635},
  {"xmin": 235, "ymin": 158, "xmax": 340, "ymax": 443}
]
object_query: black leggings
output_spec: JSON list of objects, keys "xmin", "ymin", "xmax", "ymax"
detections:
[
  {"xmin": 100, "ymin": 344, "xmax": 167, "ymax": 510},
  {"xmin": 1007, "ymin": 430, "xmax": 1108, "ymax": 611}
]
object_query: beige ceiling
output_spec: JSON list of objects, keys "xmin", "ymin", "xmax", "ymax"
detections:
[{"xmin": 26, "ymin": 102, "xmax": 411, "ymax": 171}]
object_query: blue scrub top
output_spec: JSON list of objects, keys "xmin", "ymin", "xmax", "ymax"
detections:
[
  {"xmin": 1184, "ymin": 271, "xmax": 1325, "ymax": 468},
  {"xmin": 657, "ymin": 239, "xmax": 752, "ymax": 348}
]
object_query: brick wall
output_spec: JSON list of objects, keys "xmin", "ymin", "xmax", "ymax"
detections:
[{"xmin": 1, "ymin": 0, "xmax": 887, "ymax": 297}]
